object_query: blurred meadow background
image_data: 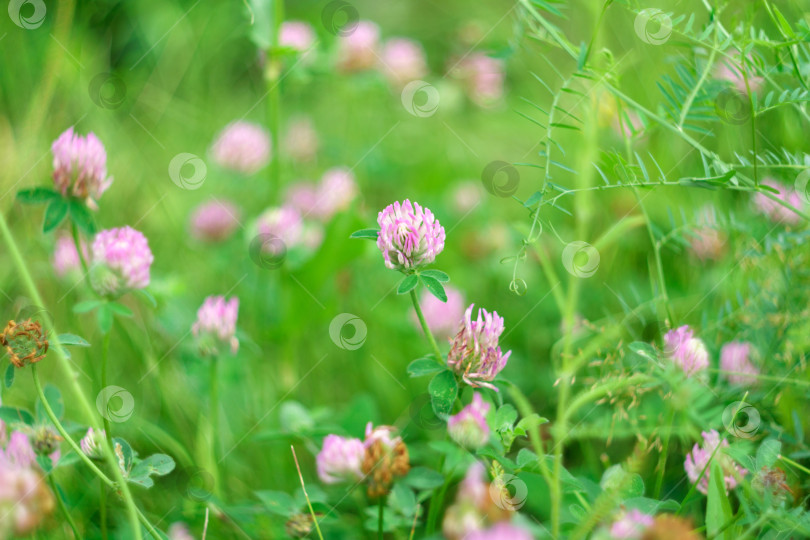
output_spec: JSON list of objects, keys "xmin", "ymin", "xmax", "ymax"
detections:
[{"xmin": 1, "ymin": 0, "xmax": 810, "ymax": 538}]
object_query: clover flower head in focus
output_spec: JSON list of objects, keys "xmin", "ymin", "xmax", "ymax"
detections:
[
  {"xmin": 376, "ymin": 199, "xmax": 445, "ymax": 272},
  {"xmin": 447, "ymin": 304, "xmax": 511, "ymax": 390}
]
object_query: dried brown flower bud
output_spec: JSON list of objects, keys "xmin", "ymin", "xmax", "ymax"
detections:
[
  {"xmin": 285, "ymin": 513, "xmax": 316, "ymax": 538},
  {"xmin": 361, "ymin": 438, "xmax": 410, "ymax": 499},
  {"xmin": 752, "ymin": 466, "xmax": 792, "ymax": 502},
  {"xmin": 641, "ymin": 515, "xmax": 703, "ymax": 540},
  {"xmin": 32, "ymin": 426, "xmax": 62, "ymax": 456},
  {"xmin": 0, "ymin": 319, "xmax": 48, "ymax": 368}
]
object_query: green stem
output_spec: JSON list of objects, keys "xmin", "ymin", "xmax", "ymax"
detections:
[
  {"xmin": 101, "ymin": 330, "xmax": 112, "ymax": 446},
  {"xmin": 378, "ymin": 500, "xmax": 385, "ymax": 540},
  {"xmin": 71, "ymin": 222, "xmax": 90, "ymax": 277},
  {"xmin": 0, "ymin": 207, "xmax": 146, "ymax": 540},
  {"xmin": 32, "ymin": 365, "xmax": 114, "ymax": 489},
  {"xmin": 210, "ymin": 355, "xmax": 220, "ymax": 494},
  {"xmin": 778, "ymin": 454, "xmax": 810, "ymax": 475},
  {"xmin": 653, "ymin": 406, "xmax": 676, "ymax": 499},
  {"xmin": 100, "ymin": 478, "xmax": 108, "ymax": 540},
  {"xmin": 48, "ymin": 475, "xmax": 80, "ymax": 539},
  {"xmin": 290, "ymin": 446, "xmax": 325, "ymax": 540},
  {"xmin": 409, "ymin": 289, "xmax": 443, "ymax": 361},
  {"xmin": 266, "ymin": 0, "xmax": 285, "ymax": 196}
]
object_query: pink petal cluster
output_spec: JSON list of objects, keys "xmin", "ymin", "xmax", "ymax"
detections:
[
  {"xmin": 451, "ymin": 181, "xmax": 483, "ymax": 215},
  {"xmin": 285, "ymin": 167, "xmax": 358, "ymax": 222},
  {"xmin": 376, "ymin": 199, "xmax": 446, "ymax": 271},
  {"xmin": 0, "ymin": 431, "xmax": 54, "ymax": 535},
  {"xmin": 51, "ymin": 127, "xmax": 113, "ymax": 209},
  {"xmin": 337, "ymin": 21, "xmax": 380, "ymax": 72},
  {"xmin": 192, "ymin": 296, "xmax": 239, "ymax": 355},
  {"xmin": 663, "ymin": 325, "xmax": 709, "ymax": 376},
  {"xmin": 256, "ymin": 205, "xmax": 304, "ymax": 248},
  {"xmin": 720, "ymin": 341, "xmax": 759, "ymax": 386},
  {"xmin": 80, "ymin": 428, "xmax": 105, "ymax": 459},
  {"xmin": 447, "ymin": 304, "xmax": 511, "ymax": 390},
  {"xmin": 91, "ymin": 226, "xmax": 154, "ymax": 296},
  {"xmin": 316, "ymin": 434, "xmax": 365, "ymax": 484},
  {"xmin": 190, "ymin": 199, "xmax": 241, "ymax": 242},
  {"xmin": 684, "ymin": 429, "xmax": 747, "ymax": 495},
  {"xmin": 211, "ymin": 121, "xmax": 271, "ymax": 174},
  {"xmin": 280, "ymin": 21, "xmax": 316, "ymax": 56},
  {"xmin": 448, "ymin": 393, "xmax": 491, "ymax": 449},
  {"xmin": 450, "ymin": 53, "xmax": 505, "ymax": 107},
  {"xmin": 284, "ymin": 117, "xmax": 319, "ymax": 163},
  {"xmin": 379, "ymin": 38, "xmax": 428, "ymax": 88},
  {"xmin": 715, "ymin": 55, "xmax": 764, "ymax": 94},
  {"xmin": 753, "ymin": 179, "xmax": 803, "ymax": 225},
  {"xmin": 612, "ymin": 110, "xmax": 645, "ymax": 139},
  {"xmin": 52, "ymin": 234, "xmax": 88, "ymax": 277},
  {"xmin": 466, "ymin": 523, "xmax": 534, "ymax": 540},
  {"xmin": 168, "ymin": 522, "xmax": 195, "ymax": 540},
  {"xmin": 442, "ymin": 462, "xmax": 488, "ymax": 539},
  {"xmin": 364, "ymin": 422, "xmax": 402, "ymax": 450},
  {"xmin": 610, "ymin": 509, "xmax": 654, "ymax": 539},
  {"xmin": 411, "ymin": 286, "xmax": 465, "ymax": 338},
  {"xmin": 690, "ymin": 206, "xmax": 725, "ymax": 261}
]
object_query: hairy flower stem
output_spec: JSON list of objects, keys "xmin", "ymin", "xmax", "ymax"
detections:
[
  {"xmin": 32, "ymin": 365, "xmax": 114, "ymax": 487},
  {"xmin": 34, "ymin": 367, "xmax": 161, "ymax": 539},
  {"xmin": 48, "ymin": 474, "xmax": 81, "ymax": 539},
  {"xmin": 0, "ymin": 208, "xmax": 149, "ymax": 540},
  {"xmin": 409, "ymin": 289, "xmax": 443, "ymax": 361}
]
